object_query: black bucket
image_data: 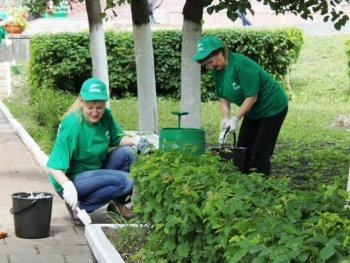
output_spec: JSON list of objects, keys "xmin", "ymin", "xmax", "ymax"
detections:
[
  {"xmin": 10, "ymin": 192, "xmax": 54, "ymax": 239},
  {"xmin": 210, "ymin": 133, "xmax": 246, "ymax": 173}
]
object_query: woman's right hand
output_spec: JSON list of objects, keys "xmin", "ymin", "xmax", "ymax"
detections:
[
  {"xmin": 62, "ymin": 181, "xmax": 78, "ymax": 210},
  {"xmin": 220, "ymin": 117, "xmax": 230, "ymax": 131}
]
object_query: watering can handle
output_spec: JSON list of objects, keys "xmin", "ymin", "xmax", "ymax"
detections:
[
  {"xmin": 171, "ymin": 111, "xmax": 189, "ymax": 128},
  {"xmin": 10, "ymin": 200, "xmax": 37, "ymax": 214}
]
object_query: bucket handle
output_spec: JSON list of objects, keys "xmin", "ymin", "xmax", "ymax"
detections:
[{"xmin": 10, "ymin": 200, "xmax": 37, "ymax": 214}]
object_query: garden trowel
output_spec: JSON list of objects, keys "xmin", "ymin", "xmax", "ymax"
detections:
[{"xmin": 76, "ymin": 207, "xmax": 92, "ymax": 225}]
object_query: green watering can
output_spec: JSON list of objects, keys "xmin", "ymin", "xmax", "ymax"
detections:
[{"xmin": 159, "ymin": 111, "xmax": 205, "ymax": 155}]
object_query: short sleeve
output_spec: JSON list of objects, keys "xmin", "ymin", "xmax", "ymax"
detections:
[{"xmin": 46, "ymin": 118, "xmax": 77, "ymax": 173}]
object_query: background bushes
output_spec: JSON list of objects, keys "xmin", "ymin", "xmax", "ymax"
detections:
[{"xmin": 28, "ymin": 27, "xmax": 304, "ymax": 101}]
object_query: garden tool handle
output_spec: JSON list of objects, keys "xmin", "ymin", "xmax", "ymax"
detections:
[{"xmin": 221, "ymin": 127, "xmax": 230, "ymax": 150}]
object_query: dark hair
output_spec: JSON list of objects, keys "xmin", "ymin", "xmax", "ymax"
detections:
[{"xmin": 197, "ymin": 47, "xmax": 227, "ymax": 64}]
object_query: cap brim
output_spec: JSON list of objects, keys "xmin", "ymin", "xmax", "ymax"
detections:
[
  {"xmin": 192, "ymin": 50, "xmax": 212, "ymax": 61},
  {"xmin": 81, "ymin": 94, "xmax": 108, "ymax": 101}
]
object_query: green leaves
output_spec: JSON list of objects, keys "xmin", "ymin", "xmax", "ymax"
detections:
[
  {"xmin": 319, "ymin": 245, "xmax": 336, "ymax": 260},
  {"xmin": 130, "ymin": 148, "xmax": 350, "ymax": 262}
]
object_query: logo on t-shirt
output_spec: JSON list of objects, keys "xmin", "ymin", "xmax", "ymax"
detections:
[
  {"xmin": 106, "ymin": 131, "xmax": 110, "ymax": 140},
  {"xmin": 232, "ymin": 82, "xmax": 241, "ymax": 90},
  {"xmin": 89, "ymin": 84, "xmax": 102, "ymax": 93}
]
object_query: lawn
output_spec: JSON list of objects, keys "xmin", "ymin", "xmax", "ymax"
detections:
[{"xmin": 4, "ymin": 32, "xmax": 350, "ymax": 186}]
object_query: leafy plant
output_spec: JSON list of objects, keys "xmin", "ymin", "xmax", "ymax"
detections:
[
  {"xmin": 130, "ymin": 149, "xmax": 350, "ymax": 262},
  {"xmin": 6, "ymin": 6, "xmax": 29, "ymax": 29}
]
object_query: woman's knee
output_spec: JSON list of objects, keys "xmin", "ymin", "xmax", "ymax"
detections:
[{"xmin": 104, "ymin": 146, "xmax": 137, "ymax": 170}]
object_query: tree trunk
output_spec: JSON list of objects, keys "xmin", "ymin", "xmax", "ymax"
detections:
[
  {"xmin": 131, "ymin": 0, "xmax": 158, "ymax": 133},
  {"xmin": 85, "ymin": 0, "xmax": 110, "ymax": 107},
  {"xmin": 180, "ymin": 0, "xmax": 204, "ymax": 128}
]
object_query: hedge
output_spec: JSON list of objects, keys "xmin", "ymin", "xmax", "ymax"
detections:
[{"xmin": 29, "ymin": 27, "xmax": 304, "ymax": 101}]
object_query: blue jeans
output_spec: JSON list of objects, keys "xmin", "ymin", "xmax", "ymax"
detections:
[{"xmin": 58, "ymin": 146, "xmax": 136, "ymax": 213}]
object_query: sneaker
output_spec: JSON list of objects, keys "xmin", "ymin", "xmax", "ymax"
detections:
[{"xmin": 106, "ymin": 202, "xmax": 134, "ymax": 221}]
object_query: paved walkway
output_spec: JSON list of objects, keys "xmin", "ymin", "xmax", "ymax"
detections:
[{"xmin": 0, "ymin": 63, "xmax": 113, "ymax": 263}]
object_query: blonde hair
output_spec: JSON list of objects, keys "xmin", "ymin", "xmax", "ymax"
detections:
[
  {"xmin": 60, "ymin": 97, "xmax": 83, "ymax": 121},
  {"xmin": 60, "ymin": 97, "xmax": 107, "ymax": 121}
]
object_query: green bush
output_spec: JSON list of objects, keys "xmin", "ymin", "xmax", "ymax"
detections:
[
  {"xmin": 28, "ymin": 27, "xmax": 303, "ymax": 101},
  {"xmin": 28, "ymin": 87, "xmax": 75, "ymax": 152},
  {"xmin": 131, "ymin": 149, "xmax": 350, "ymax": 263},
  {"xmin": 29, "ymin": 32, "xmax": 92, "ymax": 93}
]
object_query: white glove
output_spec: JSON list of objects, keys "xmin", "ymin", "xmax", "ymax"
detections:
[
  {"xmin": 6, "ymin": 16, "xmax": 13, "ymax": 23},
  {"xmin": 133, "ymin": 135, "xmax": 142, "ymax": 144},
  {"xmin": 220, "ymin": 117, "xmax": 230, "ymax": 131},
  {"xmin": 223, "ymin": 116, "xmax": 239, "ymax": 133},
  {"xmin": 218, "ymin": 131, "xmax": 228, "ymax": 144},
  {"xmin": 62, "ymin": 180, "xmax": 78, "ymax": 210},
  {"xmin": 133, "ymin": 135, "xmax": 152, "ymax": 153}
]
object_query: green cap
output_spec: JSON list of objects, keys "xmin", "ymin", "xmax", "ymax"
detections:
[
  {"xmin": 0, "ymin": 12, "xmax": 8, "ymax": 21},
  {"xmin": 80, "ymin": 78, "xmax": 108, "ymax": 101},
  {"xmin": 192, "ymin": 36, "xmax": 223, "ymax": 61}
]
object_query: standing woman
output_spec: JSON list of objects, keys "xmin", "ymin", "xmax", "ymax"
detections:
[
  {"xmin": 47, "ymin": 78, "xmax": 137, "ymax": 225},
  {"xmin": 192, "ymin": 36, "xmax": 288, "ymax": 176}
]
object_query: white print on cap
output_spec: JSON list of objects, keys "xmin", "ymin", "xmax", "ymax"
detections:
[
  {"xmin": 89, "ymin": 84, "xmax": 101, "ymax": 93},
  {"xmin": 197, "ymin": 43, "xmax": 204, "ymax": 51}
]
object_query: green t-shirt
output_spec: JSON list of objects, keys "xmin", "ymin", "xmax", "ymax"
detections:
[
  {"xmin": 47, "ymin": 108, "xmax": 125, "ymax": 192},
  {"xmin": 213, "ymin": 52, "xmax": 288, "ymax": 119}
]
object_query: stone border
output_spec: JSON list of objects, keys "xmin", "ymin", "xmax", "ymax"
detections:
[
  {"xmin": 85, "ymin": 224, "xmax": 148, "ymax": 263},
  {"xmin": 85, "ymin": 224, "xmax": 125, "ymax": 263}
]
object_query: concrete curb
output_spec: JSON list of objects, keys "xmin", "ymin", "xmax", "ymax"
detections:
[
  {"xmin": 0, "ymin": 101, "xmax": 49, "ymax": 174},
  {"xmin": 85, "ymin": 224, "xmax": 127, "ymax": 263}
]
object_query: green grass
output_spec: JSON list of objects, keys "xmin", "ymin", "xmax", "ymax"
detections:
[{"xmin": 4, "ymin": 32, "xmax": 350, "ymax": 185}]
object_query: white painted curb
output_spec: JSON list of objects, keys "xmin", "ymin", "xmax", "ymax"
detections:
[
  {"xmin": 0, "ymin": 101, "xmax": 49, "ymax": 174},
  {"xmin": 85, "ymin": 224, "xmax": 128, "ymax": 263}
]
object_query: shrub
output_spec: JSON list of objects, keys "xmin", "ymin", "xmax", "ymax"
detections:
[
  {"xmin": 28, "ymin": 27, "xmax": 304, "ymax": 101},
  {"xmin": 28, "ymin": 87, "xmax": 75, "ymax": 152},
  {"xmin": 131, "ymin": 149, "xmax": 350, "ymax": 262}
]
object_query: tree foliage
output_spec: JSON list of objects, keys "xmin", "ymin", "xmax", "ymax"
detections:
[
  {"xmin": 22, "ymin": 0, "xmax": 349, "ymax": 29},
  {"xmin": 206, "ymin": 0, "xmax": 349, "ymax": 30},
  {"xmin": 105, "ymin": 0, "xmax": 349, "ymax": 30}
]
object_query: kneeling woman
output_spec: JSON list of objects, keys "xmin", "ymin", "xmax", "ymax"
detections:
[{"xmin": 47, "ymin": 77, "xmax": 137, "ymax": 226}]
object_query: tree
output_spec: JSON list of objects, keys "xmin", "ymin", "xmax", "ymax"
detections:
[
  {"xmin": 130, "ymin": 0, "xmax": 159, "ymax": 133},
  {"xmin": 180, "ymin": 0, "xmax": 204, "ymax": 128},
  {"xmin": 85, "ymin": 0, "xmax": 110, "ymax": 108}
]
